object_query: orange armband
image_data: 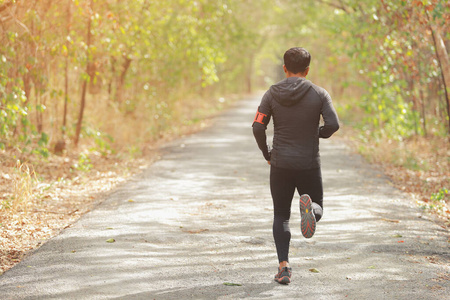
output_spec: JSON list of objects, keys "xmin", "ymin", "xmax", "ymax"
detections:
[{"xmin": 253, "ymin": 108, "xmax": 268, "ymax": 125}]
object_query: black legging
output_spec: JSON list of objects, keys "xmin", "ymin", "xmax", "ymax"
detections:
[{"xmin": 270, "ymin": 166, "xmax": 323, "ymax": 263}]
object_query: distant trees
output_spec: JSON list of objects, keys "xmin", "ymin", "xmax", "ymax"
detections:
[
  {"xmin": 296, "ymin": 0, "xmax": 450, "ymax": 140},
  {"xmin": 0, "ymin": 0, "xmax": 248, "ymax": 154},
  {"xmin": 0, "ymin": 0, "xmax": 448, "ymax": 156}
]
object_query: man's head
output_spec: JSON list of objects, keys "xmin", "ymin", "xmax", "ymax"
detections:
[{"xmin": 283, "ymin": 47, "xmax": 311, "ymax": 77}]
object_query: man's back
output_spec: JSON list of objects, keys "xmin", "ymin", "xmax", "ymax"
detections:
[{"xmin": 254, "ymin": 77, "xmax": 339, "ymax": 170}]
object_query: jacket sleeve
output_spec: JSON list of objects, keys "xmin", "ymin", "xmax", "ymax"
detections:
[
  {"xmin": 252, "ymin": 92, "xmax": 272, "ymax": 161},
  {"xmin": 319, "ymin": 91, "xmax": 340, "ymax": 138}
]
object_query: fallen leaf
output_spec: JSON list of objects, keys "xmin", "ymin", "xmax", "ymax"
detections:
[
  {"xmin": 367, "ymin": 265, "xmax": 376, "ymax": 269},
  {"xmin": 398, "ymin": 240, "xmax": 405, "ymax": 243},
  {"xmin": 309, "ymin": 268, "xmax": 320, "ymax": 273},
  {"xmin": 223, "ymin": 282, "xmax": 242, "ymax": 286},
  {"xmin": 128, "ymin": 199, "xmax": 135, "ymax": 202},
  {"xmin": 106, "ymin": 238, "xmax": 115, "ymax": 243},
  {"xmin": 391, "ymin": 234, "xmax": 403, "ymax": 238},
  {"xmin": 381, "ymin": 218, "xmax": 400, "ymax": 223},
  {"xmin": 184, "ymin": 229, "xmax": 209, "ymax": 234}
]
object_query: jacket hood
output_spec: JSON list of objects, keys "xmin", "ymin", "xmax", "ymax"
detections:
[{"xmin": 269, "ymin": 77, "xmax": 312, "ymax": 107}]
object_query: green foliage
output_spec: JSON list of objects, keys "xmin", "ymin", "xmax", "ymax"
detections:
[
  {"xmin": 83, "ymin": 125, "xmax": 114, "ymax": 156},
  {"xmin": 431, "ymin": 187, "xmax": 448, "ymax": 202},
  {"xmin": 262, "ymin": 0, "xmax": 450, "ymax": 141},
  {"xmin": 424, "ymin": 187, "xmax": 449, "ymax": 212},
  {"xmin": 0, "ymin": 56, "xmax": 27, "ymax": 146},
  {"xmin": 360, "ymin": 79, "xmax": 420, "ymax": 140},
  {"xmin": 0, "ymin": 0, "xmax": 448, "ymax": 157},
  {"xmin": 0, "ymin": 56, "xmax": 49, "ymax": 155},
  {"xmin": 73, "ymin": 153, "xmax": 93, "ymax": 172}
]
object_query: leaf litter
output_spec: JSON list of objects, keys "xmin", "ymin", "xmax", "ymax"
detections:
[{"xmin": 0, "ymin": 147, "xmax": 156, "ymax": 274}]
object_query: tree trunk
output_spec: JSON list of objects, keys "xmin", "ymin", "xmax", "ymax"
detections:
[
  {"xmin": 419, "ymin": 88, "xmax": 427, "ymax": 137},
  {"xmin": 115, "ymin": 56, "xmax": 132, "ymax": 103},
  {"xmin": 74, "ymin": 0, "xmax": 93, "ymax": 146},
  {"xmin": 246, "ymin": 56, "xmax": 253, "ymax": 94},
  {"xmin": 408, "ymin": 78, "xmax": 419, "ymax": 136},
  {"xmin": 428, "ymin": 19, "xmax": 450, "ymax": 137},
  {"xmin": 108, "ymin": 56, "xmax": 116, "ymax": 99},
  {"xmin": 62, "ymin": 0, "xmax": 71, "ymax": 136}
]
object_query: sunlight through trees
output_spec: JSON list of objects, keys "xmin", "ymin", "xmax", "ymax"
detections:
[{"xmin": 0, "ymin": 0, "xmax": 448, "ymax": 154}]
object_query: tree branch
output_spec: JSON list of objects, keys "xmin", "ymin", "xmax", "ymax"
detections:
[{"xmin": 316, "ymin": 0, "xmax": 349, "ymax": 13}]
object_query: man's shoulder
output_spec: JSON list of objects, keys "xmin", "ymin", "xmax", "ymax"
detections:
[
  {"xmin": 308, "ymin": 81, "xmax": 329, "ymax": 98},
  {"xmin": 262, "ymin": 87, "xmax": 276, "ymax": 102}
]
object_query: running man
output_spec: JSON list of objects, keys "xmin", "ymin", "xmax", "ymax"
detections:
[{"xmin": 252, "ymin": 47, "xmax": 340, "ymax": 284}]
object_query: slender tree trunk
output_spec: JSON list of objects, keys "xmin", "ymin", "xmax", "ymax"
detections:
[
  {"xmin": 428, "ymin": 16, "xmax": 450, "ymax": 137},
  {"xmin": 35, "ymin": 88, "xmax": 43, "ymax": 133},
  {"xmin": 419, "ymin": 88, "xmax": 427, "ymax": 137},
  {"xmin": 74, "ymin": 0, "xmax": 93, "ymax": 146},
  {"xmin": 409, "ymin": 78, "xmax": 419, "ymax": 136},
  {"xmin": 115, "ymin": 56, "xmax": 132, "ymax": 103},
  {"xmin": 62, "ymin": 0, "xmax": 71, "ymax": 135},
  {"xmin": 246, "ymin": 56, "xmax": 253, "ymax": 94},
  {"xmin": 108, "ymin": 56, "xmax": 116, "ymax": 99}
]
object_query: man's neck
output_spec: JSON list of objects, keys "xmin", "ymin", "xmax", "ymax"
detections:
[
  {"xmin": 285, "ymin": 71, "xmax": 306, "ymax": 78},
  {"xmin": 286, "ymin": 74, "xmax": 306, "ymax": 78}
]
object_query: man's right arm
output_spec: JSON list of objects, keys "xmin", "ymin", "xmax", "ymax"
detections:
[{"xmin": 252, "ymin": 92, "xmax": 272, "ymax": 161}]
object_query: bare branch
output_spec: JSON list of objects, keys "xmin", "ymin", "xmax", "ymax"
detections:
[{"xmin": 316, "ymin": 0, "xmax": 348, "ymax": 13}]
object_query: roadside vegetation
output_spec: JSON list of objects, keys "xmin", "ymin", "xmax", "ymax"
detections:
[{"xmin": 1, "ymin": 0, "xmax": 449, "ymax": 274}]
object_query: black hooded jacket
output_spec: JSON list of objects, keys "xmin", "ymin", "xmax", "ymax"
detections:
[{"xmin": 252, "ymin": 77, "xmax": 339, "ymax": 170}]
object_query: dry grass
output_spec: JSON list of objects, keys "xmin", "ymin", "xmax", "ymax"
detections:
[
  {"xmin": 11, "ymin": 162, "xmax": 36, "ymax": 214},
  {"xmin": 0, "ymin": 149, "xmax": 151, "ymax": 275},
  {"xmin": 85, "ymin": 91, "xmax": 235, "ymax": 152}
]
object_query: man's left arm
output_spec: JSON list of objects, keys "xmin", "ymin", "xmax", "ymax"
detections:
[{"xmin": 319, "ymin": 91, "xmax": 340, "ymax": 138}]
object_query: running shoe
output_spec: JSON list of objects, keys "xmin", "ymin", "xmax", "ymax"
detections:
[
  {"xmin": 300, "ymin": 194, "xmax": 316, "ymax": 238},
  {"xmin": 274, "ymin": 267, "xmax": 292, "ymax": 284}
]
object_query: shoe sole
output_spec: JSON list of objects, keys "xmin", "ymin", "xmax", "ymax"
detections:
[
  {"xmin": 275, "ymin": 276, "xmax": 291, "ymax": 284},
  {"xmin": 300, "ymin": 194, "xmax": 316, "ymax": 238}
]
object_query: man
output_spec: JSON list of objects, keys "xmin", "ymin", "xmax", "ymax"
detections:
[{"xmin": 252, "ymin": 47, "xmax": 339, "ymax": 284}]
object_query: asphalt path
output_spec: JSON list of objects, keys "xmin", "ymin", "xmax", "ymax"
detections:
[{"xmin": 0, "ymin": 96, "xmax": 449, "ymax": 300}]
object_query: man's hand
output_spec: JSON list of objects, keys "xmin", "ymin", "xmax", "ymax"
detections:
[{"xmin": 267, "ymin": 161, "xmax": 271, "ymax": 165}]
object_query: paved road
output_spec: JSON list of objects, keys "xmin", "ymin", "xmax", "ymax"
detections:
[{"xmin": 1, "ymin": 96, "xmax": 449, "ymax": 299}]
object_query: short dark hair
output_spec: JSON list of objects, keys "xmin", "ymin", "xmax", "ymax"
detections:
[{"xmin": 283, "ymin": 47, "xmax": 311, "ymax": 74}]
